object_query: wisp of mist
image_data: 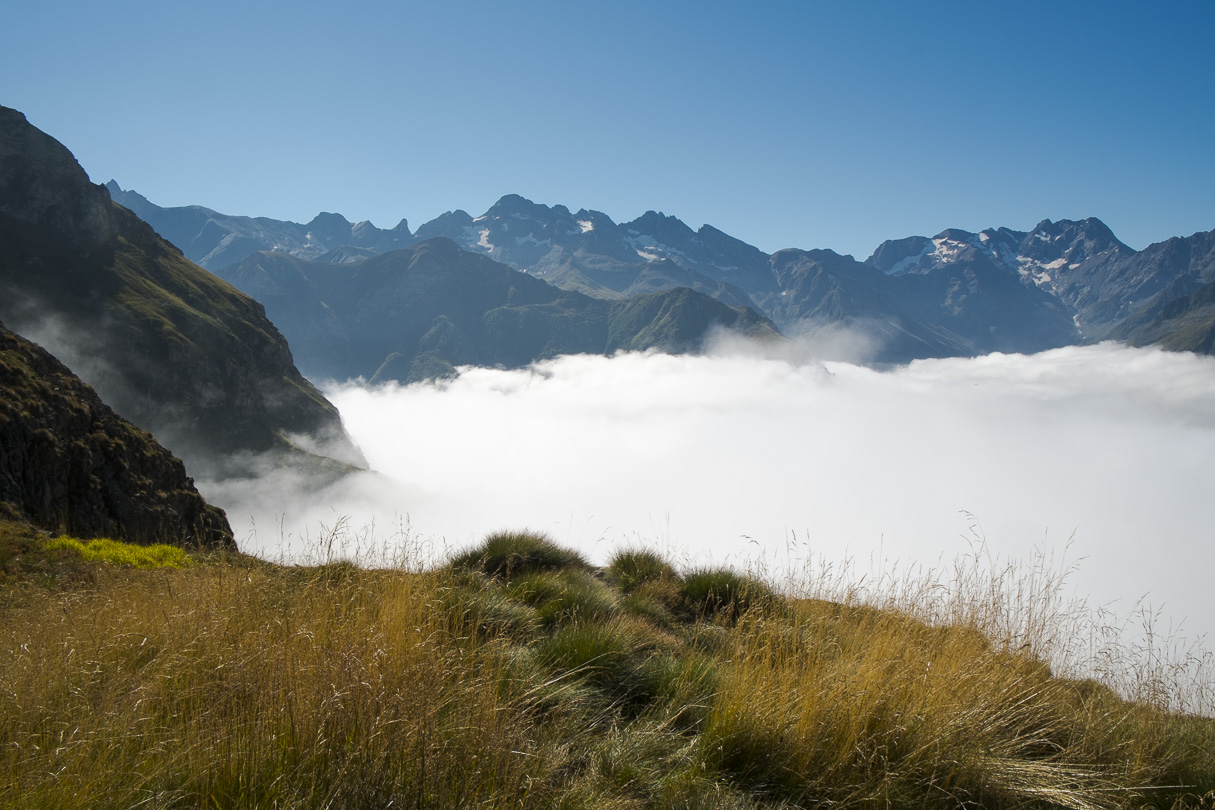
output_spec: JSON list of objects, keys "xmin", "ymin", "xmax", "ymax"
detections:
[{"xmin": 209, "ymin": 341, "xmax": 1215, "ymax": 653}]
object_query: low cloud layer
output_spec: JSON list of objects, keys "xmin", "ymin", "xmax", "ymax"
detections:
[{"xmin": 205, "ymin": 342, "xmax": 1215, "ymax": 652}]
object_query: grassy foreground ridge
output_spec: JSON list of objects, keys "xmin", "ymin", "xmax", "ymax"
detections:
[{"xmin": 1, "ymin": 521, "xmax": 1212, "ymax": 809}]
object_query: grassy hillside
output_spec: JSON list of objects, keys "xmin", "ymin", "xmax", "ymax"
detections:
[{"xmin": 1, "ymin": 522, "xmax": 1211, "ymax": 809}]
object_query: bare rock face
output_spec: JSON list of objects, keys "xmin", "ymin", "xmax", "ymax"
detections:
[
  {"xmin": 0, "ymin": 108, "xmax": 113, "ymax": 246},
  {"xmin": 0, "ymin": 320, "xmax": 234, "ymax": 548}
]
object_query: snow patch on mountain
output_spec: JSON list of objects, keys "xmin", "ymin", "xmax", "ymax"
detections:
[
  {"xmin": 931, "ymin": 236, "xmax": 967, "ymax": 263},
  {"xmin": 1014, "ymin": 256, "xmax": 1060, "ymax": 288},
  {"xmin": 461, "ymin": 225, "xmax": 497, "ymax": 254},
  {"xmin": 625, "ymin": 233, "xmax": 692, "ymax": 263}
]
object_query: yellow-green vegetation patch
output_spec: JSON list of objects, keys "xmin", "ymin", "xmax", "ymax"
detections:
[{"xmin": 44, "ymin": 535, "xmax": 191, "ymax": 569}]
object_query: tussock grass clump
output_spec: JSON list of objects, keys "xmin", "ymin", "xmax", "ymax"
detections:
[
  {"xmin": 507, "ymin": 568, "xmax": 619, "ymax": 627},
  {"xmin": 1, "ymin": 527, "xmax": 1212, "ymax": 809},
  {"xmin": 532, "ymin": 616, "xmax": 682, "ymax": 720},
  {"xmin": 446, "ymin": 573, "xmax": 542, "ymax": 639},
  {"xmin": 682, "ymin": 566, "xmax": 774, "ymax": 620},
  {"xmin": 607, "ymin": 546, "xmax": 677, "ymax": 592},
  {"xmin": 450, "ymin": 529, "xmax": 588, "ymax": 578}
]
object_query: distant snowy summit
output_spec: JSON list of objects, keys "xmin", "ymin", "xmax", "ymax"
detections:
[{"xmin": 108, "ymin": 183, "xmax": 1215, "ymax": 364}]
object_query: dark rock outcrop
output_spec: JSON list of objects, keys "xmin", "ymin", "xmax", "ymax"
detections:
[{"xmin": 0, "ymin": 320, "xmax": 233, "ymax": 547}]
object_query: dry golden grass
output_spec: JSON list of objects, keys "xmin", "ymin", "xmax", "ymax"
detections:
[
  {"xmin": 0, "ymin": 557, "xmax": 557, "ymax": 808},
  {"xmin": 0, "ymin": 526, "xmax": 1211, "ymax": 809}
]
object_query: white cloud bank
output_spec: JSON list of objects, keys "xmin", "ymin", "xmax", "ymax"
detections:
[{"xmin": 206, "ymin": 342, "xmax": 1215, "ymax": 664}]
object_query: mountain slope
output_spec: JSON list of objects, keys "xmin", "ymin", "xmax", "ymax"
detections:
[
  {"xmin": 214, "ymin": 238, "xmax": 781, "ymax": 384},
  {"xmin": 1111, "ymin": 277, "xmax": 1215, "ymax": 353},
  {"xmin": 766, "ymin": 248, "xmax": 969, "ymax": 363},
  {"xmin": 1104, "ymin": 231, "xmax": 1215, "ymax": 352},
  {"xmin": 0, "ymin": 320, "xmax": 233, "ymax": 547},
  {"xmin": 0, "ymin": 106, "xmax": 363, "ymax": 476}
]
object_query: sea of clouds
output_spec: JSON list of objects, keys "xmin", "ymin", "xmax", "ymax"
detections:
[{"xmin": 203, "ymin": 341, "xmax": 1215, "ymax": 674}]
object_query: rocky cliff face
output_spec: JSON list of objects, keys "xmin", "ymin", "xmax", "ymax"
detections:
[
  {"xmin": 0, "ymin": 106, "xmax": 364, "ymax": 476},
  {"xmin": 0, "ymin": 321, "xmax": 233, "ymax": 548}
]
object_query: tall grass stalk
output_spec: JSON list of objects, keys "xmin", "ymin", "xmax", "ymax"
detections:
[
  {"xmin": 0, "ymin": 561, "xmax": 557, "ymax": 809},
  {"xmin": 777, "ymin": 525, "xmax": 1215, "ymax": 718}
]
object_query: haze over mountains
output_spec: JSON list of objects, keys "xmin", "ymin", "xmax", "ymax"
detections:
[{"xmin": 109, "ymin": 183, "xmax": 1215, "ymax": 365}]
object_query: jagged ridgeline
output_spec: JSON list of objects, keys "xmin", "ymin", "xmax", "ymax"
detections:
[
  {"xmin": 0, "ymin": 106, "xmax": 364, "ymax": 476},
  {"xmin": 114, "ymin": 183, "xmax": 1215, "ymax": 365},
  {"xmin": 0, "ymin": 320, "xmax": 233, "ymax": 547}
]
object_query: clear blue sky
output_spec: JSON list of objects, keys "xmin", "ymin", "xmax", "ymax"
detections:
[{"xmin": 3, "ymin": 1, "xmax": 1213, "ymax": 259}]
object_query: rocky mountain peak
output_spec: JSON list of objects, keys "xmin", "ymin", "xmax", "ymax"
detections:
[
  {"xmin": 624, "ymin": 210, "xmax": 695, "ymax": 241},
  {"xmin": 0, "ymin": 106, "xmax": 114, "ymax": 246},
  {"xmin": 1019, "ymin": 217, "xmax": 1130, "ymax": 265},
  {"xmin": 481, "ymin": 195, "xmax": 578, "ymax": 229},
  {"xmin": 413, "ymin": 209, "xmax": 474, "ymax": 241},
  {"xmin": 308, "ymin": 211, "xmax": 352, "ymax": 228},
  {"xmin": 865, "ymin": 235, "xmax": 935, "ymax": 274}
]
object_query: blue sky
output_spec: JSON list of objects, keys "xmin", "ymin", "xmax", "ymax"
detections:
[{"xmin": 3, "ymin": 1, "xmax": 1213, "ymax": 259}]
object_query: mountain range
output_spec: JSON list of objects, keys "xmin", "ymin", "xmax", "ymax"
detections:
[
  {"xmin": 4, "ymin": 102, "xmax": 1214, "ymax": 554},
  {"xmin": 108, "ymin": 184, "xmax": 1215, "ymax": 364}
]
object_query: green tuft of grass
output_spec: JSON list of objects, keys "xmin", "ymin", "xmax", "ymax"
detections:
[
  {"xmin": 681, "ymin": 567, "xmax": 774, "ymax": 620},
  {"xmin": 43, "ymin": 535, "xmax": 191, "ymax": 569},
  {"xmin": 536, "ymin": 618, "xmax": 672, "ymax": 709},
  {"xmin": 607, "ymin": 547, "xmax": 678, "ymax": 593},
  {"xmin": 507, "ymin": 569, "xmax": 619, "ymax": 627},
  {"xmin": 449, "ymin": 530, "xmax": 588, "ymax": 578}
]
